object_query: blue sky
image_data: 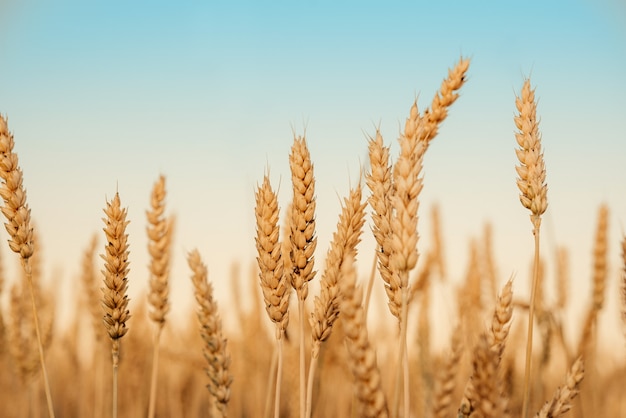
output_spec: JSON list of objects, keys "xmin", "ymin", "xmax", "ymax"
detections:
[{"xmin": 0, "ymin": 1, "xmax": 625, "ymax": 342}]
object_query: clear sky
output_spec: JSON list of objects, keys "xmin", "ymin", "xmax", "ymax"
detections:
[{"xmin": 1, "ymin": 0, "xmax": 625, "ymax": 344}]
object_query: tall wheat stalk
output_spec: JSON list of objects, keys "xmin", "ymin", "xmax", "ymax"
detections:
[
  {"xmin": 288, "ymin": 136, "xmax": 317, "ymax": 418},
  {"xmin": 101, "ymin": 192, "xmax": 131, "ymax": 418},
  {"xmin": 514, "ymin": 79, "xmax": 548, "ymax": 418},
  {"xmin": 146, "ymin": 175, "xmax": 174, "ymax": 418},
  {"xmin": 0, "ymin": 115, "xmax": 55, "ymax": 417},
  {"xmin": 255, "ymin": 174, "xmax": 290, "ymax": 418}
]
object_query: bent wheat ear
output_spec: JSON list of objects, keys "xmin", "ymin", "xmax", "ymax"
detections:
[{"xmin": 535, "ymin": 357, "xmax": 584, "ymax": 418}]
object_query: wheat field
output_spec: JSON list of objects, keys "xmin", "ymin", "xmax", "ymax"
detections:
[{"xmin": 0, "ymin": 57, "xmax": 625, "ymax": 418}]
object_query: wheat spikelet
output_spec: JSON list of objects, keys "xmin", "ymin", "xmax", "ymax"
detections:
[
  {"xmin": 255, "ymin": 174, "xmax": 289, "ymax": 334},
  {"xmin": 147, "ymin": 174, "xmax": 173, "ymax": 328},
  {"xmin": 339, "ymin": 255, "xmax": 389, "ymax": 418},
  {"xmin": 488, "ymin": 278, "xmax": 514, "ymax": 359},
  {"xmin": 101, "ymin": 192, "xmax": 131, "ymax": 343},
  {"xmin": 310, "ymin": 184, "xmax": 366, "ymax": 354},
  {"xmin": 187, "ymin": 249, "xmax": 232, "ymax": 417},
  {"xmin": 459, "ymin": 279, "xmax": 513, "ymax": 417},
  {"xmin": 422, "ymin": 57, "xmax": 471, "ymax": 145},
  {"xmin": 288, "ymin": 135, "xmax": 317, "ymax": 301},
  {"xmin": 534, "ymin": 357, "xmax": 584, "ymax": 418},
  {"xmin": 515, "ymin": 79, "xmax": 547, "ymax": 230},
  {"xmin": 366, "ymin": 129, "xmax": 394, "ymax": 300},
  {"xmin": 0, "ymin": 116, "xmax": 34, "ymax": 260}
]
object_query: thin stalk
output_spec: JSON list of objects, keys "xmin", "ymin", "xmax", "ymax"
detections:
[
  {"xmin": 263, "ymin": 346, "xmax": 277, "ymax": 418},
  {"xmin": 392, "ymin": 282, "xmax": 410, "ymax": 417},
  {"xmin": 305, "ymin": 351, "xmax": 319, "ymax": 418},
  {"xmin": 521, "ymin": 227, "xmax": 540, "ymax": 418},
  {"xmin": 400, "ymin": 286, "xmax": 410, "ymax": 418},
  {"xmin": 299, "ymin": 298, "xmax": 306, "ymax": 418},
  {"xmin": 112, "ymin": 341, "xmax": 120, "ymax": 418},
  {"xmin": 147, "ymin": 327, "xmax": 162, "ymax": 418},
  {"xmin": 23, "ymin": 260, "xmax": 55, "ymax": 418},
  {"xmin": 275, "ymin": 334, "xmax": 284, "ymax": 418}
]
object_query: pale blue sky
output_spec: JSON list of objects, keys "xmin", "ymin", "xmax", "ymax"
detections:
[{"xmin": 0, "ymin": 1, "xmax": 625, "ymax": 341}]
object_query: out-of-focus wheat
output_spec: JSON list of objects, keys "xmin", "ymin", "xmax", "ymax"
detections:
[{"xmin": 188, "ymin": 249, "xmax": 232, "ymax": 417}]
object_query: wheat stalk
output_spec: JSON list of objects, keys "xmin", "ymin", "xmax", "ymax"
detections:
[
  {"xmin": 288, "ymin": 135, "xmax": 317, "ymax": 418},
  {"xmin": 255, "ymin": 173, "xmax": 290, "ymax": 418},
  {"xmin": 187, "ymin": 249, "xmax": 232, "ymax": 417},
  {"xmin": 101, "ymin": 191, "xmax": 131, "ymax": 418},
  {"xmin": 515, "ymin": 78, "xmax": 548, "ymax": 418},
  {"xmin": 0, "ymin": 115, "xmax": 54, "ymax": 417}
]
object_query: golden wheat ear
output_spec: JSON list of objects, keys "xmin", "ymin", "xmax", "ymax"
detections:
[{"xmin": 101, "ymin": 191, "xmax": 131, "ymax": 418}]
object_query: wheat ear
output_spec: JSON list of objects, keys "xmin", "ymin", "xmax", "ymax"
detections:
[
  {"xmin": 339, "ymin": 255, "xmax": 389, "ymax": 418},
  {"xmin": 534, "ymin": 357, "xmax": 584, "ymax": 418},
  {"xmin": 101, "ymin": 191, "xmax": 131, "ymax": 418},
  {"xmin": 515, "ymin": 78, "xmax": 548, "ymax": 418},
  {"xmin": 255, "ymin": 174, "xmax": 290, "ymax": 418},
  {"xmin": 187, "ymin": 249, "xmax": 232, "ymax": 417},
  {"xmin": 459, "ymin": 279, "xmax": 514, "ymax": 417},
  {"xmin": 0, "ymin": 115, "xmax": 54, "ymax": 417},
  {"xmin": 365, "ymin": 129, "xmax": 393, "ymax": 318},
  {"xmin": 306, "ymin": 184, "xmax": 366, "ymax": 418},
  {"xmin": 146, "ymin": 175, "xmax": 174, "ymax": 418},
  {"xmin": 288, "ymin": 135, "xmax": 317, "ymax": 418}
]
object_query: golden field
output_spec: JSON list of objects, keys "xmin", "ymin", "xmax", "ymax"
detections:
[{"xmin": 0, "ymin": 57, "xmax": 624, "ymax": 418}]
